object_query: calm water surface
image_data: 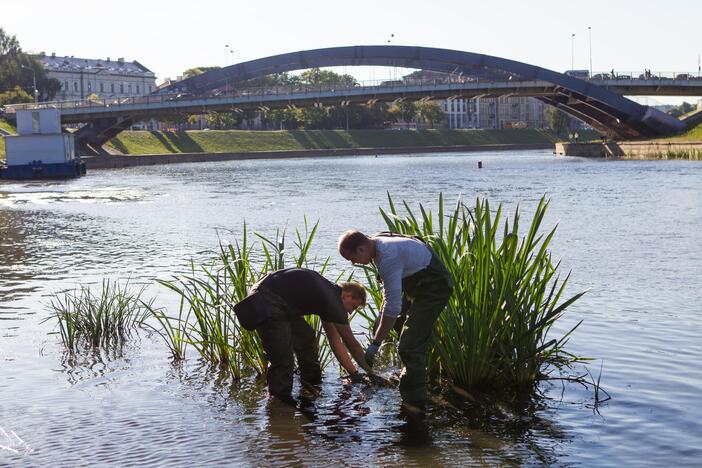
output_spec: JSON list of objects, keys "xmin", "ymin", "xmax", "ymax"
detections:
[{"xmin": 1, "ymin": 150, "xmax": 701, "ymax": 467}]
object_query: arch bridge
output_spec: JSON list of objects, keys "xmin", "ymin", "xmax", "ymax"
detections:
[{"xmin": 4, "ymin": 46, "xmax": 688, "ymax": 152}]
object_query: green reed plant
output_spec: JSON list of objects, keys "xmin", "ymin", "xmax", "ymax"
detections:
[
  {"xmin": 46, "ymin": 279, "xmax": 152, "ymax": 352},
  {"xmin": 148, "ymin": 219, "xmax": 336, "ymax": 378},
  {"xmin": 363, "ymin": 193, "xmax": 586, "ymax": 391}
]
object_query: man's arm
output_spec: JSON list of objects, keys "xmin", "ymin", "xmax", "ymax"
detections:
[
  {"xmin": 373, "ymin": 314, "xmax": 398, "ymax": 343},
  {"xmin": 321, "ymin": 321, "xmax": 357, "ymax": 375},
  {"xmin": 323, "ymin": 321, "xmax": 373, "ymax": 374}
]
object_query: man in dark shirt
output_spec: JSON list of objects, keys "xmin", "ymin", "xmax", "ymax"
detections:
[{"xmin": 234, "ymin": 267, "xmax": 374, "ymax": 403}]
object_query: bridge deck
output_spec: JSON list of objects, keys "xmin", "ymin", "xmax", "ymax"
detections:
[{"xmin": 4, "ymin": 78, "xmax": 702, "ymax": 124}]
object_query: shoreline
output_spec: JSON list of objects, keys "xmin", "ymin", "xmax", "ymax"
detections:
[
  {"xmin": 555, "ymin": 141, "xmax": 702, "ymax": 160},
  {"xmin": 83, "ymin": 143, "xmax": 553, "ymax": 169}
]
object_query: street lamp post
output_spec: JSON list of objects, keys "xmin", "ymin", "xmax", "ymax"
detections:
[
  {"xmin": 588, "ymin": 27, "xmax": 593, "ymax": 77},
  {"xmin": 388, "ymin": 33, "xmax": 395, "ymax": 81},
  {"xmin": 21, "ymin": 65, "xmax": 38, "ymax": 103},
  {"xmin": 571, "ymin": 33, "xmax": 575, "ymax": 71}
]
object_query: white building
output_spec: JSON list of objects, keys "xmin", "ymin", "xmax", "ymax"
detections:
[
  {"xmin": 37, "ymin": 52, "xmax": 157, "ymax": 101},
  {"xmin": 403, "ymin": 70, "xmax": 550, "ymax": 130}
]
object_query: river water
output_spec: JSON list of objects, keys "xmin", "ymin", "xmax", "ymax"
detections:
[{"xmin": 1, "ymin": 150, "xmax": 701, "ymax": 467}]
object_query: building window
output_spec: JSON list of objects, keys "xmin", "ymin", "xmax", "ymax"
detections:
[
  {"xmin": 136, "ymin": 85, "xmax": 140, "ymax": 94},
  {"xmin": 87, "ymin": 82, "xmax": 92, "ymax": 92},
  {"xmin": 128, "ymin": 84, "xmax": 132, "ymax": 94},
  {"xmin": 74, "ymin": 82, "xmax": 78, "ymax": 92},
  {"xmin": 120, "ymin": 84, "xmax": 124, "ymax": 94},
  {"xmin": 100, "ymin": 82, "xmax": 104, "ymax": 93},
  {"xmin": 111, "ymin": 83, "xmax": 115, "ymax": 93},
  {"xmin": 148, "ymin": 85, "xmax": 152, "ymax": 92},
  {"xmin": 64, "ymin": 80, "xmax": 68, "ymax": 90}
]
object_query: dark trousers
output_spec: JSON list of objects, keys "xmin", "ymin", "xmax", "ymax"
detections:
[
  {"xmin": 255, "ymin": 290, "xmax": 322, "ymax": 399},
  {"xmin": 396, "ymin": 253, "xmax": 452, "ymax": 404}
]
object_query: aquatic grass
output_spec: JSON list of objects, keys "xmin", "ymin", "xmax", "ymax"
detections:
[
  {"xmin": 46, "ymin": 279, "xmax": 152, "ymax": 352},
  {"xmin": 364, "ymin": 193, "xmax": 586, "ymax": 391},
  {"xmin": 144, "ymin": 296, "xmax": 190, "ymax": 361},
  {"xmin": 149, "ymin": 219, "xmax": 338, "ymax": 378}
]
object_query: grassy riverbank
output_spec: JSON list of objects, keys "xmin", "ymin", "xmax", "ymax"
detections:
[
  {"xmin": 106, "ymin": 129, "xmax": 563, "ymax": 155},
  {"xmin": 0, "ymin": 118, "xmax": 16, "ymax": 135},
  {"xmin": 0, "ymin": 118, "xmax": 16, "ymax": 159},
  {"xmin": 665, "ymin": 121, "xmax": 702, "ymax": 141}
]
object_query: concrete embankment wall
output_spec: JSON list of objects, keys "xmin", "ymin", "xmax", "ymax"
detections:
[
  {"xmin": 555, "ymin": 141, "xmax": 702, "ymax": 160},
  {"xmin": 84, "ymin": 143, "xmax": 552, "ymax": 169}
]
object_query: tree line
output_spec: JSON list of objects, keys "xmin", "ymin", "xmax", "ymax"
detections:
[{"xmin": 0, "ymin": 28, "xmax": 60, "ymax": 106}]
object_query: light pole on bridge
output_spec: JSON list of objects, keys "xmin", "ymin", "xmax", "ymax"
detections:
[
  {"xmin": 571, "ymin": 33, "xmax": 575, "ymax": 71},
  {"xmin": 588, "ymin": 27, "xmax": 593, "ymax": 77},
  {"xmin": 20, "ymin": 64, "xmax": 38, "ymax": 103}
]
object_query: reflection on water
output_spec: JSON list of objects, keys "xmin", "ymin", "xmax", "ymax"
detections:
[{"xmin": 1, "ymin": 151, "xmax": 702, "ymax": 465}]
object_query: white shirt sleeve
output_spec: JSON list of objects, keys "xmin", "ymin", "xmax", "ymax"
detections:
[{"xmin": 377, "ymin": 254, "xmax": 403, "ymax": 318}]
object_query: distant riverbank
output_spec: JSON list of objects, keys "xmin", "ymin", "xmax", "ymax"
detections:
[
  {"xmin": 83, "ymin": 128, "xmax": 585, "ymax": 168},
  {"xmin": 1, "ymin": 127, "xmax": 603, "ymax": 167},
  {"xmin": 84, "ymin": 143, "xmax": 555, "ymax": 169}
]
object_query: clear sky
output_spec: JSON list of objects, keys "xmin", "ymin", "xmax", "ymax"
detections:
[{"xmin": 2, "ymin": 0, "xmax": 701, "ymax": 97}]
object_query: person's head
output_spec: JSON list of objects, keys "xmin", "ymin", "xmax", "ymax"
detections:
[
  {"xmin": 338, "ymin": 230, "xmax": 374, "ymax": 264},
  {"xmin": 340, "ymin": 282, "xmax": 367, "ymax": 313}
]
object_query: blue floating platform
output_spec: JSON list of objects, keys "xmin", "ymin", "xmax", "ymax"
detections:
[{"xmin": 0, "ymin": 160, "xmax": 86, "ymax": 180}]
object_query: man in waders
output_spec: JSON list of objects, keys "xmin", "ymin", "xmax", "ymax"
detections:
[
  {"xmin": 338, "ymin": 230, "xmax": 452, "ymax": 415},
  {"xmin": 233, "ymin": 267, "xmax": 374, "ymax": 404}
]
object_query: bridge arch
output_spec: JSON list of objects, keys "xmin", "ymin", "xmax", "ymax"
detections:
[{"xmin": 161, "ymin": 45, "xmax": 682, "ymax": 138}]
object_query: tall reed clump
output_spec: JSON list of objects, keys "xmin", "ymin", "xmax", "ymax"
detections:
[
  {"xmin": 365, "ymin": 193, "xmax": 586, "ymax": 391},
  {"xmin": 146, "ymin": 218, "xmax": 335, "ymax": 379},
  {"xmin": 46, "ymin": 279, "xmax": 152, "ymax": 352}
]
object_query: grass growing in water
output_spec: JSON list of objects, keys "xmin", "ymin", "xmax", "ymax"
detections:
[
  {"xmin": 46, "ymin": 279, "xmax": 152, "ymax": 352},
  {"xmin": 74, "ymin": 196, "xmax": 587, "ymax": 396},
  {"xmin": 364, "ymin": 193, "xmax": 586, "ymax": 392},
  {"xmin": 147, "ymin": 219, "xmax": 337, "ymax": 378}
]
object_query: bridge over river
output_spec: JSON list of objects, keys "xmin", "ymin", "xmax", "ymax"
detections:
[{"xmin": 4, "ymin": 45, "xmax": 699, "ymax": 152}]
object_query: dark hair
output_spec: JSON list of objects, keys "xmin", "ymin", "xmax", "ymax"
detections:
[
  {"xmin": 341, "ymin": 282, "xmax": 367, "ymax": 306},
  {"xmin": 337, "ymin": 229, "xmax": 370, "ymax": 255}
]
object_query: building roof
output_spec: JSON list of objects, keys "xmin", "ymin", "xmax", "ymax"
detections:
[{"xmin": 36, "ymin": 53, "xmax": 155, "ymax": 77}]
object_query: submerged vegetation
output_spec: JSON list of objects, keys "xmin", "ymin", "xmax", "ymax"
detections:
[{"xmin": 46, "ymin": 195, "xmax": 588, "ymax": 396}]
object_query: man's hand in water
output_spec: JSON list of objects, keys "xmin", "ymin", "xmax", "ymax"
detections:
[
  {"xmin": 364, "ymin": 343, "xmax": 380, "ymax": 366},
  {"xmin": 344, "ymin": 371, "xmax": 365, "ymax": 384},
  {"xmin": 364, "ymin": 373, "xmax": 395, "ymax": 388}
]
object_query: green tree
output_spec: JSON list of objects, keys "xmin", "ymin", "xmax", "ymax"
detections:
[
  {"xmin": 240, "ymin": 73, "xmax": 300, "ymax": 88},
  {"xmin": 182, "ymin": 66, "xmax": 221, "ymax": 79},
  {"xmin": 205, "ymin": 111, "xmax": 240, "ymax": 129},
  {"xmin": 0, "ymin": 85, "xmax": 32, "ymax": 106},
  {"xmin": 267, "ymin": 107, "xmax": 301, "ymax": 129},
  {"xmin": 416, "ymin": 101, "xmax": 445, "ymax": 128},
  {"xmin": 545, "ymin": 106, "xmax": 571, "ymax": 137},
  {"xmin": 668, "ymin": 101, "xmax": 694, "ymax": 118},
  {"xmin": 298, "ymin": 105, "xmax": 329, "ymax": 129},
  {"xmin": 0, "ymin": 28, "xmax": 60, "ymax": 101},
  {"xmin": 298, "ymin": 68, "xmax": 356, "ymax": 86},
  {"xmin": 388, "ymin": 100, "xmax": 417, "ymax": 123}
]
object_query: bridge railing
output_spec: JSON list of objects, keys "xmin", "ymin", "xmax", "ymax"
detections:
[
  {"xmin": 3, "ymin": 71, "xmax": 701, "ymax": 114},
  {"xmin": 588, "ymin": 71, "xmax": 702, "ymax": 81},
  {"xmin": 4, "ymin": 77, "xmax": 536, "ymax": 113}
]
